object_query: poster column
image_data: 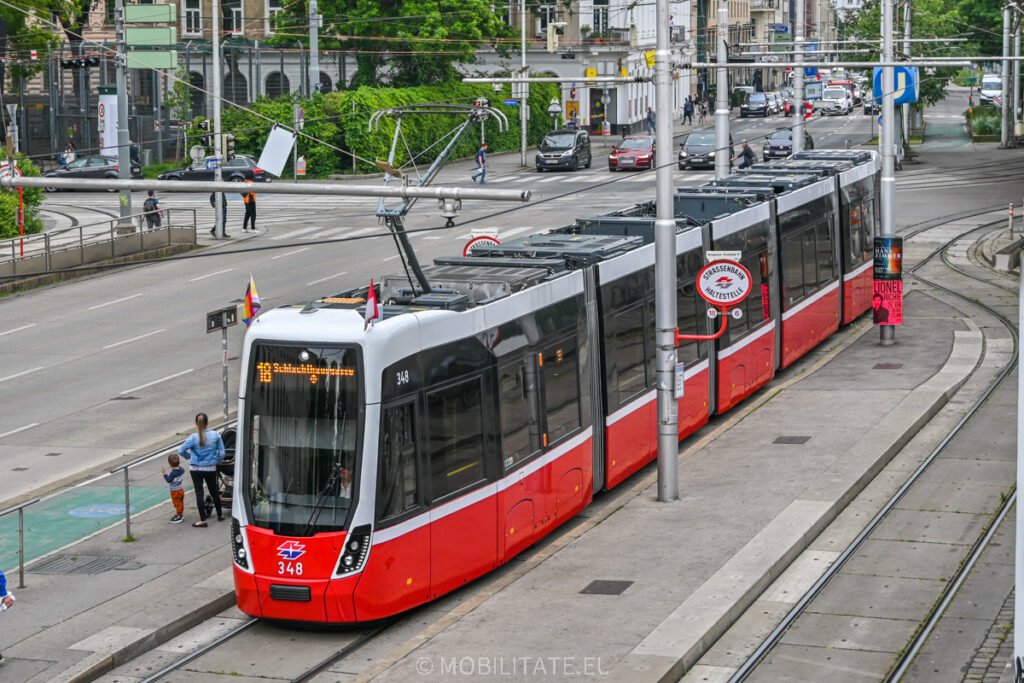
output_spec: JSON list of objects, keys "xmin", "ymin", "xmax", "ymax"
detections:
[
  {"xmin": 98, "ymin": 86, "xmax": 118, "ymax": 158},
  {"xmin": 872, "ymin": 236, "xmax": 903, "ymax": 326}
]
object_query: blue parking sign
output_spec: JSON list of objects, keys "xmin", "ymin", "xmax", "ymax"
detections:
[
  {"xmin": 804, "ymin": 67, "xmax": 817, "ymax": 78},
  {"xmin": 872, "ymin": 66, "xmax": 919, "ymax": 105}
]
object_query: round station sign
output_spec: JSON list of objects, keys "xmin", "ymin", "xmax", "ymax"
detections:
[
  {"xmin": 463, "ymin": 234, "xmax": 501, "ymax": 256},
  {"xmin": 696, "ymin": 260, "xmax": 752, "ymax": 308}
]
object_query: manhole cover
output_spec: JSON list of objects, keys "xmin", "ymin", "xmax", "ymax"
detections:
[
  {"xmin": 773, "ymin": 436, "xmax": 811, "ymax": 445},
  {"xmin": 873, "ymin": 363, "xmax": 903, "ymax": 370},
  {"xmin": 30, "ymin": 555, "xmax": 131, "ymax": 575},
  {"xmin": 580, "ymin": 580, "xmax": 633, "ymax": 595}
]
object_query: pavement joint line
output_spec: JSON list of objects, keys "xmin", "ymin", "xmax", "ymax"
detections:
[{"xmin": 352, "ymin": 318, "xmax": 875, "ymax": 683}]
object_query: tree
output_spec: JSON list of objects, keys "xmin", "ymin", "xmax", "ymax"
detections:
[
  {"xmin": 165, "ymin": 67, "xmax": 195, "ymax": 157},
  {"xmin": 273, "ymin": 0, "xmax": 513, "ymax": 87}
]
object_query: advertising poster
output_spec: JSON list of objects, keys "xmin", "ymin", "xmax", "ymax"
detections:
[
  {"xmin": 98, "ymin": 90, "xmax": 118, "ymax": 157},
  {"xmin": 873, "ymin": 236, "xmax": 903, "ymax": 325}
]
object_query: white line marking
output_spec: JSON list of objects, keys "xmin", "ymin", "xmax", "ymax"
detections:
[
  {"xmin": 104, "ymin": 329, "xmax": 166, "ymax": 349},
  {"xmin": 121, "ymin": 368, "xmax": 194, "ymax": 395},
  {"xmin": 271, "ymin": 247, "xmax": 309, "ymax": 260},
  {"xmin": 307, "ymin": 271, "xmax": 348, "ymax": 286},
  {"xmin": 0, "ymin": 367, "xmax": 44, "ymax": 383},
  {"xmin": 383, "ymin": 255, "xmax": 401, "ymax": 262},
  {"xmin": 499, "ymin": 227, "xmax": 532, "ymax": 239},
  {"xmin": 0, "ymin": 423, "xmax": 38, "ymax": 439},
  {"xmin": 269, "ymin": 226, "xmax": 328, "ymax": 240},
  {"xmin": 88, "ymin": 293, "xmax": 142, "ymax": 310},
  {"xmin": 0, "ymin": 323, "xmax": 36, "ymax": 337},
  {"xmin": 537, "ymin": 175, "xmax": 563, "ymax": 183},
  {"xmin": 190, "ymin": 268, "xmax": 235, "ymax": 282}
]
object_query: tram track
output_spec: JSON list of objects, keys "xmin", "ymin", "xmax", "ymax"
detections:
[{"xmin": 726, "ymin": 213, "xmax": 1020, "ymax": 681}]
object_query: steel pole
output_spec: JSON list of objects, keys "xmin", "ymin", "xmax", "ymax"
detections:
[
  {"xmin": 880, "ymin": 0, "xmax": 895, "ymax": 346},
  {"xmin": 714, "ymin": 0, "xmax": 729, "ymax": 180},
  {"xmin": 1015, "ymin": 20, "xmax": 1021, "ymax": 142},
  {"xmin": 1003, "ymin": 6, "xmax": 1012, "ymax": 148},
  {"xmin": 793, "ymin": 0, "xmax": 805, "ymax": 153},
  {"xmin": 115, "ymin": 0, "xmax": 132, "ymax": 227},
  {"xmin": 520, "ymin": 0, "xmax": 528, "ymax": 167},
  {"xmin": 222, "ymin": 326, "xmax": 229, "ymax": 420},
  {"xmin": 1017, "ymin": 242, "xmax": 1024, "ymax": 683},
  {"xmin": 212, "ymin": 0, "xmax": 224, "ymax": 238},
  {"xmin": 902, "ymin": 0, "xmax": 911, "ymax": 152},
  {"xmin": 654, "ymin": 0, "xmax": 678, "ymax": 502},
  {"xmin": 309, "ymin": 0, "xmax": 320, "ymax": 94}
]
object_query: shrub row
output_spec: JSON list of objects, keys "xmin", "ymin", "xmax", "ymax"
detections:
[{"xmin": 0, "ymin": 155, "xmax": 45, "ymax": 239}]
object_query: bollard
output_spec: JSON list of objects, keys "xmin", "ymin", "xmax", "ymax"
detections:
[
  {"xmin": 123, "ymin": 467, "xmax": 132, "ymax": 541},
  {"xmin": 17, "ymin": 507, "xmax": 25, "ymax": 588},
  {"xmin": 1011, "ymin": 203, "xmax": 1015, "ymax": 234}
]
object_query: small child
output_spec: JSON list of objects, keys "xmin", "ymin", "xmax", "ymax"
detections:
[{"xmin": 162, "ymin": 453, "xmax": 186, "ymax": 524}]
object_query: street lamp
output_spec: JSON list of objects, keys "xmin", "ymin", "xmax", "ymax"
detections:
[{"xmin": 547, "ymin": 98, "xmax": 563, "ymax": 130}]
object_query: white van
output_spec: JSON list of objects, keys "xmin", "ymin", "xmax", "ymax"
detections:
[
  {"xmin": 820, "ymin": 86, "xmax": 852, "ymax": 115},
  {"xmin": 980, "ymin": 75, "xmax": 1002, "ymax": 105}
]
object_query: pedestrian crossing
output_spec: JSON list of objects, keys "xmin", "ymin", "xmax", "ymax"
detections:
[{"xmin": 485, "ymin": 169, "xmax": 716, "ymax": 186}]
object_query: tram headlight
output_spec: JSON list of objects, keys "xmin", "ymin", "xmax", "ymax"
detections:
[
  {"xmin": 336, "ymin": 524, "xmax": 372, "ymax": 576},
  {"xmin": 231, "ymin": 519, "xmax": 250, "ymax": 570}
]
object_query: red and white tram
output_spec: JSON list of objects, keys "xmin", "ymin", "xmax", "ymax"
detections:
[{"xmin": 229, "ymin": 150, "xmax": 880, "ymax": 623}]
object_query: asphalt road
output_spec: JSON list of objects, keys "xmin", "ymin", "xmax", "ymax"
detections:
[{"xmin": 0, "ymin": 107, "xmax": 874, "ymax": 506}]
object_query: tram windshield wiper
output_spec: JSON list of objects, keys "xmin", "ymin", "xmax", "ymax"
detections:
[{"xmin": 299, "ymin": 409, "xmax": 351, "ymax": 537}]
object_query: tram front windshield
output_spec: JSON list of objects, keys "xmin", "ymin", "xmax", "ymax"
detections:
[{"xmin": 246, "ymin": 344, "xmax": 361, "ymax": 536}]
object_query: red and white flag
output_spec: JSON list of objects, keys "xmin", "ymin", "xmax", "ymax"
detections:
[{"xmin": 364, "ymin": 279, "xmax": 381, "ymax": 329}]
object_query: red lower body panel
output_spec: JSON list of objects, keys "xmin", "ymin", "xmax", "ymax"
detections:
[
  {"xmin": 781, "ymin": 285, "xmax": 840, "ymax": 368},
  {"xmin": 717, "ymin": 326, "xmax": 776, "ymax": 413},
  {"xmin": 842, "ymin": 265, "xmax": 873, "ymax": 325}
]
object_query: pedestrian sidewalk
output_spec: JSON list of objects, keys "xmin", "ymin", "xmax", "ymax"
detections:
[{"xmin": 0, "ymin": 284, "xmax": 980, "ymax": 683}]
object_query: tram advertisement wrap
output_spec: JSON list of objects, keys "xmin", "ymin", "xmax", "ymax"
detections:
[
  {"xmin": 872, "ymin": 279, "xmax": 902, "ymax": 325},
  {"xmin": 873, "ymin": 236, "xmax": 903, "ymax": 280}
]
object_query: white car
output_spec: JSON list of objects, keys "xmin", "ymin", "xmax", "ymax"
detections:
[
  {"xmin": 820, "ymin": 87, "xmax": 852, "ymax": 116},
  {"xmin": 980, "ymin": 76, "xmax": 1002, "ymax": 105}
]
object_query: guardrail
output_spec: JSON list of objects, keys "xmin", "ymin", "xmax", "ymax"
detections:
[
  {"xmin": 0, "ymin": 499, "xmax": 40, "ymax": 589},
  {"xmin": 0, "ymin": 208, "xmax": 197, "ymax": 277}
]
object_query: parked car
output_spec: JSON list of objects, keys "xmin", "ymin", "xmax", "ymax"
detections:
[
  {"xmin": 820, "ymin": 86, "xmax": 853, "ymax": 115},
  {"xmin": 766, "ymin": 91, "xmax": 783, "ymax": 114},
  {"xmin": 761, "ymin": 128, "xmax": 815, "ymax": 160},
  {"xmin": 740, "ymin": 92, "xmax": 770, "ymax": 118},
  {"xmin": 157, "ymin": 155, "xmax": 271, "ymax": 182},
  {"xmin": 43, "ymin": 155, "xmax": 141, "ymax": 191},
  {"xmin": 609, "ymin": 135, "xmax": 656, "ymax": 171},
  {"xmin": 678, "ymin": 129, "xmax": 734, "ymax": 170},
  {"xmin": 864, "ymin": 97, "xmax": 879, "ymax": 115},
  {"xmin": 535, "ymin": 129, "xmax": 592, "ymax": 171},
  {"xmin": 732, "ymin": 85, "xmax": 754, "ymax": 108},
  {"xmin": 980, "ymin": 75, "xmax": 1002, "ymax": 105}
]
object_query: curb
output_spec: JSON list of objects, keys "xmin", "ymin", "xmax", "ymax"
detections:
[{"xmin": 604, "ymin": 324, "xmax": 983, "ymax": 683}]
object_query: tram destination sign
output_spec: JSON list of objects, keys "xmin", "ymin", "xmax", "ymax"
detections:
[{"xmin": 697, "ymin": 260, "xmax": 752, "ymax": 307}]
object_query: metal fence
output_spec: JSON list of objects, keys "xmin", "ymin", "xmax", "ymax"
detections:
[{"xmin": 0, "ymin": 208, "xmax": 197, "ymax": 278}]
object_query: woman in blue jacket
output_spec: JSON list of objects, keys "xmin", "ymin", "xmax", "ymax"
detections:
[
  {"xmin": 0, "ymin": 567, "xmax": 13, "ymax": 663},
  {"xmin": 178, "ymin": 412, "xmax": 226, "ymax": 527}
]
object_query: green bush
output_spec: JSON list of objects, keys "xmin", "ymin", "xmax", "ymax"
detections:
[
  {"xmin": 966, "ymin": 105, "xmax": 1001, "ymax": 137},
  {"xmin": 0, "ymin": 155, "xmax": 44, "ymax": 239},
  {"xmin": 143, "ymin": 161, "xmax": 186, "ymax": 179},
  {"xmin": 212, "ymin": 81, "xmax": 559, "ymax": 177}
]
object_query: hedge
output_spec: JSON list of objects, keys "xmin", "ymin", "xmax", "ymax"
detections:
[
  {"xmin": 213, "ymin": 81, "xmax": 559, "ymax": 178},
  {"xmin": 0, "ymin": 155, "xmax": 44, "ymax": 239}
]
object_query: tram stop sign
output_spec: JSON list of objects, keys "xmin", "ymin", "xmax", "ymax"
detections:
[
  {"xmin": 206, "ymin": 305, "xmax": 238, "ymax": 333},
  {"xmin": 697, "ymin": 260, "xmax": 752, "ymax": 308}
]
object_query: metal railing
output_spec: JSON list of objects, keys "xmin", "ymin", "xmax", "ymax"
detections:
[
  {"xmin": 0, "ymin": 207, "xmax": 197, "ymax": 276},
  {"xmin": 0, "ymin": 499, "xmax": 40, "ymax": 589}
]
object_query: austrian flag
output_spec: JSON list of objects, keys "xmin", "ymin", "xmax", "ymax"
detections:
[{"xmin": 365, "ymin": 279, "xmax": 382, "ymax": 328}]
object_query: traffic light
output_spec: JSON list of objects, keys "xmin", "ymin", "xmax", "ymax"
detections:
[
  {"xmin": 224, "ymin": 134, "xmax": 236, "ymax": 161},
  {"xmin": 570, "ymin": 87, "xmax": 577, "ymax": 100}
]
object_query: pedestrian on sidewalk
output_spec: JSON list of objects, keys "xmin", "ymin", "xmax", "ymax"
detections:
[
  {"xmin": 177, "ymin": 412, "xmax": 225, "ymax": 528},
  {"xmin": 683, "ymin": 96, "xmax": 694, "ymax": 126},
  {"xmin": 646, "ymin": 107, "xmax": 656, "ymax": 135},
  {"xmin": 162, "ymin": 453, "xmax": 186, "ymax": 524},
  {"xmin": 0, "ymin": 567, "xmax": 14, "ymax": 664},
  {"xmin": 698, "ymin": 101, "xmax": 708, "ymax": 126},
  {"xmin": 242, "ymin": 182, "xmax": 257, "ymax": 232},
  {"xmin": 143, "ymin": 190, "xmax": 161, "ymax": 229},
  {"xmin": 471, "ymin": 143, "xmax": 488, "ymax": 184},
  {"xmin": 209, "ymin": 193, "xmax": 228, "ymax": 237}
]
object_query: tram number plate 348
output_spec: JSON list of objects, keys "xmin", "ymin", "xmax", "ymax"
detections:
[{"xmin": 278, "ymin": 561, "xmax": 304, "ymax": 576}]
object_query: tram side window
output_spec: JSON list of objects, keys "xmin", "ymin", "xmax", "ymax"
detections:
[
  {"xmin": 613, "ymin": 305, "xmax": 647, "ymax": 403},
  {"xmin": 781, "ymin": 229, "xmax": 806, "ymax": 307},
  {"xmin": 848, "ymin": 203, "xmax": 864, "ymax": 266},
  {"xmin": 427, "ymin": 377, "xmax": 486, "ymax": 500},
  {"xmin": 816, "ymin": 220, "xmax": 834, "ymax": 285},
  {"xmin": 677, "ymin": 281, "xmax": 707, "ymax": 365},
  {"xmin": 541, "ymin": 338, "xmax": 581, "ymax": 445},
  {"xmin": 499, "ymin": 359, "xmax": 541, "ymax": 470},
  {"xmin": 802, "ymin": 228, "xmax": 819, "ymax": 290},
  {"xmin": 377, "ymin": 402, "xmax": 419, "ymax": 523}
]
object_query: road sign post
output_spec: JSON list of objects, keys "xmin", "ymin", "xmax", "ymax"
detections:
[{"xmin": 206, "ymin": 305, "xmax": 238, "ymax": 419}]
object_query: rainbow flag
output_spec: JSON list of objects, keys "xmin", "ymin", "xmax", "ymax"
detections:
[{"xmin": 243, "ymin": 275, "xmax": 261, "ymax": 326}]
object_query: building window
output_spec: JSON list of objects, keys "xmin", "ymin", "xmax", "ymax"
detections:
[
  {"xmin": 266, "ymin": 72, "xmax": 290, "ymax": 97},
  {"xmin": 184, "ymin": 0, "xmax": 201, "ymax": 36},
  {"xmin": 266, "ymin": 0, "xmax": 283, "ymax": 34},
  {"xmin": 225, "ymin": 0, "xmax": 243, "ymax": 34},
  {"xmin": 536, "ymin": 3, "xmax": 557, "ymax": 34},
  {"xmin": 593, "ymin": 0, "xmax": 609, "ymax": 35}
]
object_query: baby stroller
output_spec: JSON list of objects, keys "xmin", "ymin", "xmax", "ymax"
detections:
[{"xmin": 203, "ymin": 427, "xmax": 236, "ymax": 518}]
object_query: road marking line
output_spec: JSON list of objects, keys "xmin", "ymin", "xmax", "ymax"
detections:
[
  {"xmin": 383, "ymin": 255, "xmax": 401, "ymax": 262},
  {"xmin": 0, "ymin": 423, "xmax": 38, "ymax": 439},
  {"xmin": 487, "ymin": 176, "xmax": 516, "ymax": 184},
  {"xmin": 537, "ymin": 175, "xmax": 563, "ymax": 183},
  {"xmin": 271, "ymin": 247, "xmax": 309, "ymax": 260},
  {"xmin": 88, "ymin": 293, "xmax": 142, "ymax": 310},
  {"xmin": 268, "ymin": 226, "xmax": 328, "ymax": 240},
  {"xmin": 499, "ymin": 227, "xmax": 531, "ymax": 239},
  {"xmin": 0, "ymin": 323, "xmax": 36, "ymax": 337},
  {"xmin": 190, "ymin": 268, "xmax": 235, "ymax": 282},
  {"xmin": 0, "ymin": 367, "xmax": 44, "ymax": 383},
  {"xmin": 121, "ymin": 368, "xmax": 194, "ymax": 395},
  {"xmin": 307, "ymin": 271, "xmax": 348, "ymax": 286},
  {"xmin": 104, "ymin": 329, "xmax": 166, "ymax": 349}
]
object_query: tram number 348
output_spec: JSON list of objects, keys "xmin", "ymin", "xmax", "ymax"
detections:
[{"xmin": 278, "ymin": 561, "xmax": 304, "ymax": 576}]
